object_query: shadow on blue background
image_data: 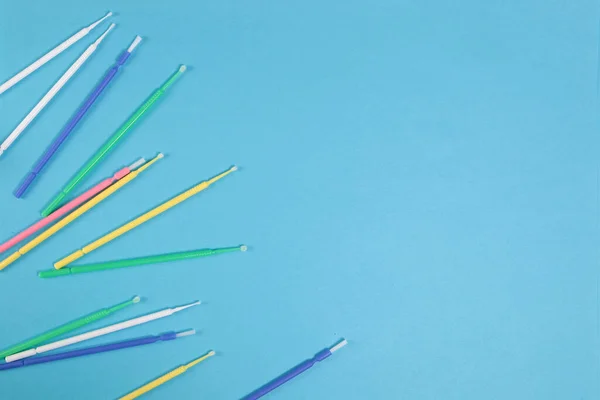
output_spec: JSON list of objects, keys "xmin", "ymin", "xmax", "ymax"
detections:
[{"xmin": 0, "ymin": 1, "xmax": 599, "ymax": 399}]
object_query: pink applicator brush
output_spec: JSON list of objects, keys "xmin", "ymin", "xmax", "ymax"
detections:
[{"xmin": 0, "ymin": 157, "xmax": 145, "ymax": 253}]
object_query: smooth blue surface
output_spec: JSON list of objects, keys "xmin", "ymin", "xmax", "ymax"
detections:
[{"xmin": 0, "ymin": 1, "xmax": 598, "ymax": 399}]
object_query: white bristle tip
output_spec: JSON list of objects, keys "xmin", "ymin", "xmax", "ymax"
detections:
[
  {"xmin": 157, "ymin": 153, "xmax": 164, "ymax": 159},
  {"xmin": 129, "ymin": 158, "xmax": 146, "ymax": 170},
  {"xmin": 176, "ymin": 329, "xmax": 197, "ymax": 338},
  {"xmin": 231, "ymin": 165, "xmax": 238, "ymax": 171},
  {"xmin": 89, "ymin": 12, "xmax": 113, "ymax": 31},
  {"xmin": 330, "ymin": 339, "xmax": 348, "ymax": 353},
  {"xmin": 128, "ymin": 36, "xmax": 143, "ymax": 52},
  {"xmin": 99, "ymin": 23, "xmax": 116, "ymax": 37},
  {"xmin": 208, "ymin": 350, "xmax": 216, "ymax": 356},
  {"xmin": 132, "ymin": 296, "xmax": 141, "ymax": 303},
  {"xmin": 240, "ymin": 245, "xmax": 248, "ymax": 252},
  {"xmin": 179, "ymin": 65, "xmax": 187, "ymax": 73}
]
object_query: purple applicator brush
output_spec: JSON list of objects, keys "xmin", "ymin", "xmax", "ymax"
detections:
[
  {"xmin": 14, "ymin": 35, "xmax": 143, "ymax": 198},
  {"xmin": 243, "ymin": 339, "xmax": 348, "ymax": 399},
  {"xmin": 0, "ymin": 329, "xmax": 195, "ymax": 371}
]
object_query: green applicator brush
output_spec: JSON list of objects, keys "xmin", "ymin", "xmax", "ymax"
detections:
[
  {"xmin": 0, "ymin": 295, "xmax": 140, "ymax": 359},
  {"xmin": 41, "ymin": 65, "xmax": 187, "ymax": 217},
  {"xmin": 39, "ymin": 245, "xmax": 247, "ymax": 278}
]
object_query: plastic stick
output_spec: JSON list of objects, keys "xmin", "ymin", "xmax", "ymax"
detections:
[
  {"xmin": 0, "ymin": 23, "xmax": 115, "ymax": 157},
  {"xmin": 54, "ymin": 165, "xmax": 237, "ymax": 269},
  {"xmin": 0, "ymin": 12, "xmax": 112, "ymax": 95},
  {"xmin": 0, "ymin": 295, "xmax": 139, "ymax": 360},
  {"xmin": 6, "ymin": 301, "xmax": 199, "ymax": 362},
  {"xmin": 0, "ymin": 158, "xmax": 145, "ymax": 254},
  {"xmin": 0, "ymin": 330, "xmax": 195, "ymax": 371},
  {"xmin": 41, "ymin": 65, "xmax": 187, "ymax": 216},
  {"xmin": 14, "ymin": 36, "xmax": 143, "ymax": 198},
  {"xmin": 39, "ymin": 245, "xmax": 247, "ymax": 278},
  {"xmin": 0, "ymin": 154, "xmax": 162, "ymax": 271},
  {"xmin": 243, "ymin": 339, "xmax": 348, "ymax": 400},
  {"xmin": 119, "ymin": 351, "xmax": 215, "ymax": 400}
]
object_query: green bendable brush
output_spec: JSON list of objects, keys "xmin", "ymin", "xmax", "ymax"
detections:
[
  {"xmin": 38, "ymin": 246, "xmax": 247, "ymax": 278},
  {"xmin": 41, "ymin": 65, "xmax": 187, "ymax": 217},
  {"xmin": 0, "ymin": 295, "xmax": 140, "ymax": 359}
]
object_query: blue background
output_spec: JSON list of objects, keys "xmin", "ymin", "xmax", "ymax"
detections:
[{"xmin": 0, "ymin": 1, "xmax": 599, "ymax": 399}]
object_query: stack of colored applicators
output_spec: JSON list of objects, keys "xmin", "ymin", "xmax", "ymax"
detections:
[
  {"xmin": 0, "ymin": 295, "xmax": 214, "ymax": 398},
  {"xmin": 1, "ymin": 13, "xmax": 116, "ymax": 158},
  {"xmin": 0, "ymin": 13, "xmax": 244, "ymax": 276},
  {"xmin": 0, "ymin": 10, "xmax": 347, "ymax": 400},
  {"xmin": 0, "ymin": 161, "xmax": 244, "ymax": 273},
  {"xmin": 0, "ymin": 154, "xmax": 164, "ymax": 270}
]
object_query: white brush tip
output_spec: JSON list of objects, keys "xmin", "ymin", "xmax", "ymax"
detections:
[
  {"xmin": 174, "ymin": 300, "xmax": 201, "ymax": 312},
  {"xmin": 129, "ymin": 158, "xmax": 146, "ymax": 170},
  {"xmin": 132, "ymin": 296, "xmax": 141, "ymax": 303},
  {"xmin": 88, "ymin": 11, "xmax": 114, "ymax": 31},
  {"xmin": 240, "ymin": 245, "xmax": 248, "ymax": 252},
  {"xmin": 179, "ymin": 65, "xmax": 187, "ymax": 73},
  {"xmin": 231, "ymin": 165, "xmax": 238, "ymax": 172},
  {"xmin": 157, "ymin": 153, "xmax": 164, "ymax": 159},
  {"xmin": 330, "ymin": 339, "xmax": 348, "ymax": 353},
  {"xmin": 208, "ymin": 350, "xmax": 216, "ymax": 356},
  {"xmin": 128, "ymin": 36, "xmax": 143, "ymax": 52},
  {"xmin": 96, "ymin": 23, "xmax": 116, "ymax": 42},
  {"xmin": 176, "ymin": 329, "xmax": 197, "ymax": 338}
]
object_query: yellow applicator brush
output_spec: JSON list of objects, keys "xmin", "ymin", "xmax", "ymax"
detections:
[
  {"xmin": 0, "ymin": 154, "xmax": 163, "ymax": 271},
  {"xmin": 54, "ymin": 165, "xmax": 238, "ymax": 269},
  {"xmin": 119, "ymin": 351, "xmax": 215, "ymax": 399}
]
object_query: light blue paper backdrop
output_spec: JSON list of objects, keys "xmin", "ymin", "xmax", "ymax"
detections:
[{"xmin": 0, "ymin": 1, "xmax": 598, "ymax": 399}]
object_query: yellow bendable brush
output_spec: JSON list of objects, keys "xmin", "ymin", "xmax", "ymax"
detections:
[
  {"xmin": 119, "ymin": 351, "xmax": 215, "ymax": 400},
  {"xmin": 54, "ymin": 165, "xmax": 238, "ymax": 269},
  {"xmin": 0, "ymin": 154, "xmax": 163, "ymax": 271}
]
